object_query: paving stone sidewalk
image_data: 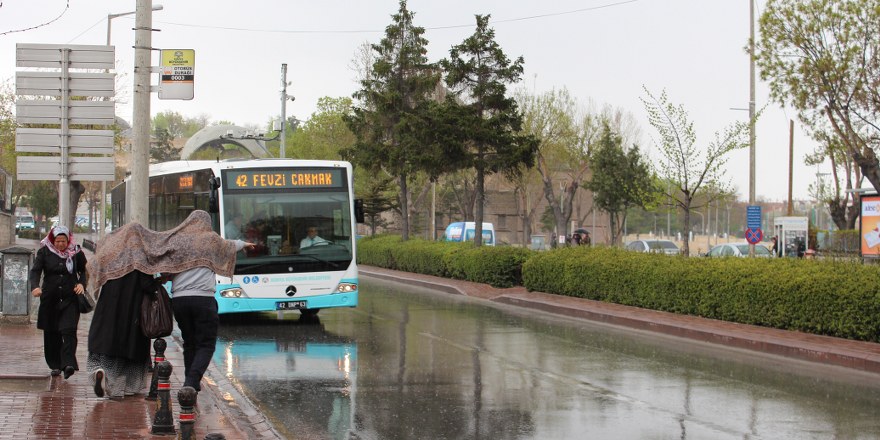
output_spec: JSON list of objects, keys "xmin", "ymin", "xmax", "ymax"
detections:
[{"xmin": 0, "ymin": 237, "xmax": 280, "ymax": 440}]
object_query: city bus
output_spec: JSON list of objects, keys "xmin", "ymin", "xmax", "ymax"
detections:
[{"xmin": 110, "ymin": 159, "xmax": 363, "ymax": 315}]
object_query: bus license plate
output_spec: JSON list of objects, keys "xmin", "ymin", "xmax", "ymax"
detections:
[{"xmin": 276, "ymin": 300, "xmax": 306, "ymax": 310}]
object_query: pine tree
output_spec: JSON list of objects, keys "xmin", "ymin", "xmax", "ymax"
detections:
[
  {"xmin": 440, "ymin": 15, "xmax": 537, "ymax": 246},
  {"xmin": 344, "ymin": 0, "xmax": 439, "ymax": 240}
]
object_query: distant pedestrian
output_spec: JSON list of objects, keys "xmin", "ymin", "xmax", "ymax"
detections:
[
  {"xmin": 571, "ymin": 232, "xmax": 581, "ymax": 246},
  {"xmin": 770, "ymin": 236, "xmax": 781, "ymax": 257},
  {"xmin": 582, "ymin": 231, "xmax": 591, "ymax": 246},
  {"xmin": 30, "ymin": 226, "xmax": 88, "ymax": 379}
]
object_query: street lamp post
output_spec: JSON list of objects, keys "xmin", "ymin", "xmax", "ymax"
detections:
[{"xmin": 107, "ymin": 5, "xmax": 163, "ymax": 46}]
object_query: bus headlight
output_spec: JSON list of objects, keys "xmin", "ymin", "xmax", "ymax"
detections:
[
  {"xmin": 335, "ymin": 283, "xmax": 357, "ymax": 293},
  {"xmin": 220, "ymin": 288, "xmax": 244, "ymax": 298}
]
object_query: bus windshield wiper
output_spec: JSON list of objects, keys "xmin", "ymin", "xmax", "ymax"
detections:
[
  {"xmin": 294, "ymin": 253, "xmax": 339, "ymax": 268},
  {"xmin": 236, "ymin": 255, "xmax": 339, "ymax": 274}
]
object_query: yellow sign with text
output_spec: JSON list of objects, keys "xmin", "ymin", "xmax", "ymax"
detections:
[{"xmin": 159, "ymin": 49, "xmax": 194, "ymax": 100}]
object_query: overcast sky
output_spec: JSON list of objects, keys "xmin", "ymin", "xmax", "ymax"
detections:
[{"xmin": 1, "ymin": 0, "xmax": 831, "ymax": 202}]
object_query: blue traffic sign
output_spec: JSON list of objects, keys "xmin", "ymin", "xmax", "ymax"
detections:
[{"xmin": 747, "ymin": 205, "xmax": 762, "ymax": 230}]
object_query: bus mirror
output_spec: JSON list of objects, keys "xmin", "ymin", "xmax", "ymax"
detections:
[
  {"xmin": 354, "ymin": 199, "xmax": 365, "ymax": 224},
  {"xmin": 208, "ymin": 176, "xmax": 220, "ymax": 213}
]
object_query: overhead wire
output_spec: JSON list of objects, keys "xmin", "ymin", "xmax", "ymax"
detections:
[
  {"xmin": 151, "ymin": 0, "xmax": 641, "ymax": 35},
  {"xmin": 0, "ymin": 0, "xmax": 70, "ymax": 37}
]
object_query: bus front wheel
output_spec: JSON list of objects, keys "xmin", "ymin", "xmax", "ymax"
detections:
[{"xmin": 300, "ymin": 308, "xmax": 320, "ymax": 317}]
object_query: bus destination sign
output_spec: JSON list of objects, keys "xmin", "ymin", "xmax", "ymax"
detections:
[{"xmin": 224, "ymin": 169, "xmax": 344, "ymax": 190}]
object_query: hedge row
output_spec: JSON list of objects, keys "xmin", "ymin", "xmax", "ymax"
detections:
[
  {"xmin": 357, "ymin": 235, "xmax": 880, "ymax": 342},
  {"xmin": 357, "ymin": 234, "xmax": 531, "ymax": 288}
]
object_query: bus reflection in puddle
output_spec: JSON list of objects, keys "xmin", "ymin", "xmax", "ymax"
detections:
[{"xmin": 214, "ymin": 316, "xmax": 357, "ymax": 439}]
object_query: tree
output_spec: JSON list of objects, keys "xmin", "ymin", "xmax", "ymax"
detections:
[
  {"xmin": 288, "ymin": 97, "xmax": 356, "ymax": 160},
  {"xmin": 440, "ymin": 14, "xmax": 538, "ymax": 246},
  {"xmin": 0, "ymin": 83, "xmax": 16, "ymax": 177},
  {"xmin": 150, "ymin": 126, "xmax": 179, "ymax": 162},
  {"xmin": 152, "ymin": 110, "xmax": 206, "ymax": 139},
  {"xmin": 30, "ymin": 181, "xmax": 58, "ymax": 230},
  {"xmin": 344, "ymin": 0, "xmax": 440, "ymax": 240},
  {"xmin": 584, "ymin": 125, "xmax": 657, "ymax": 245},
  {"xmin": 516, "ymin": 88, "xmax": 600, "ymax": 244},
  {"xmin": 757, "ymin": 0, "xmax": 880, "ymax": 196},
  {"xmin": 642, "ymin": 88, "xmax": 747, "ymax": 256},
  {"xmin": 805, "ymin": 126, "xmax": 860, "ymax": 230},
  {"xmin": 360, "ymin": 175, "xmax": 397, "ymax": 235}
]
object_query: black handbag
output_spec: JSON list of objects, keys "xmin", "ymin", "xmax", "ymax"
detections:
[
  {"xmin": 74, "ymin": 257, "xmax": 93, "ymax": 313},
  {"xmin": 140, "ymin": 282, "xmax": 173, "ymax": 339},
  {"xmin": 77, "ymin": 293, "xmax": 95, "ymax": 313}
]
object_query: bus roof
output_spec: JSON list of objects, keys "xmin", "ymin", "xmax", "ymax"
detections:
[{"xmin": 147, "ymin": 158, "xmax": 353, "ymax": 177}]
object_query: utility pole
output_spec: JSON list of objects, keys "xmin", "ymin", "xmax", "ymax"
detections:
[
  {"xmin": 748, "ymin": 0, "xmax": 757, "ymax": 256},
  {"xmin": 129, "ymin": 0, "xmax": 154, "ymax": 224},
  {"xmin": 280, "ymin": 64, "xmax": 288, "ymax": 158},
  {"xmin": 279, "ymin": 64, "xmax": 294, "ymax": 159},
  {"xmin": 787, "ymin": 119, "xmax": 794, "ymax": 215}
]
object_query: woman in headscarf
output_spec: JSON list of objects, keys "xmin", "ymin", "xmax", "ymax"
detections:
[
  {"xmin": 29, "ymin": 225, "xmax": 88, "ymax": 379},
  {"xmin": 86, "ymin": 270, "xmax": 158, "ymax": 399},
  {"xmin": 86, "ymin": 210, "xmax": 252, "ymax": 399}
]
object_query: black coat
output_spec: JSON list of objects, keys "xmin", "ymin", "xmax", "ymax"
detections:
[
  {"xmin": 29, "ymin": 246, "xmax": 88, "ymax": 331},
  {"xmin": 88, "ymin": 271, "xmax": 153, "ymax": 363}
]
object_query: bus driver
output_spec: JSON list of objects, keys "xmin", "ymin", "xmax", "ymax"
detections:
[{"xmin": 300, "ymin": 227, "xmax": 328, "ymax": 248}]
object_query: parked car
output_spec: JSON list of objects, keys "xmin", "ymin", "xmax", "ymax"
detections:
[
  {"xmin": 705, "ymin": 242, "xmax": 773, "ymax": 258},
  {"xmin": 625, "ymin": 239, "xmax": 680, "ymax": 255}
]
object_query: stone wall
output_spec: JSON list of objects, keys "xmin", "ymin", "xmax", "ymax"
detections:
[{"xmin": 0, "ymin": 212, "xmax": 13, "ymax": 248}]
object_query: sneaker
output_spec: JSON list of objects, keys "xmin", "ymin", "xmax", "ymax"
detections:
[
  {"xmin": 63, "ymin": 366, "xmax": 75, "ymax": 379},
  {"xmin": 94, "ymin": 370, "xmax": 105, "ymax": 397},
  {"xmin": 50, "ymin": 369, "xmax": 62, "ymax": 377}
]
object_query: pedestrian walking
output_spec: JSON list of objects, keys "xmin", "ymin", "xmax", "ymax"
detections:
[
  {"xmin": 29, "ymin": 225, "xmax": 88, "ymax": 379},
  {"xmin": 86, "ymin": 210, "xmax": 252, "ymax": 397},
  {"xmin": 85, "ymin": 270, "xmax": 157, "ymax": 399},
  {"xmin": 165, "ymin": 211, "xmax": 253, "ymax": 393}
]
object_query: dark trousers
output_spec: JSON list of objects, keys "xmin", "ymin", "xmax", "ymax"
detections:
[
  {"xmin": 43, "ymin": 328, "xmax": 78, "ymax": 371},
  {"xmin": 171, "ymin": 296, "xmax": 218, "ymax": 391}
]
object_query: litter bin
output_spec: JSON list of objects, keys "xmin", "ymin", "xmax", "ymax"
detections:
[{"xmin": 0, "ymin": 246, "xmax": 34, "ymax": 321}]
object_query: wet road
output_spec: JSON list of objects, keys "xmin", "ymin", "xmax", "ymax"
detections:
[{"xmin": 215, "ymin": 278, "xmax": 880, "ymax": 439}]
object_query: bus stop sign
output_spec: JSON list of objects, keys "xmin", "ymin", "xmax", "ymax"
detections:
[{"xmin": 745, "ymin": 228, "xmax": 763, "ymax": 245}]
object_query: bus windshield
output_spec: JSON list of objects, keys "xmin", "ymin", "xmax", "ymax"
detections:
[{"xmin": 223, "ymin": 189, "xmax": 353, "ymax": 274}]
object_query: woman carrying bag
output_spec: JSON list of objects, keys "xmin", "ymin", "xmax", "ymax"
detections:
[
  {"xmin": 86, "ymin": 210, "xmax": 251, "ymax": 399},
  {"xmin": 29, "ymin": 225, "xmax": 88, "ymax": 379}
]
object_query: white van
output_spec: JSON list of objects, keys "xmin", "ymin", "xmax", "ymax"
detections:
[
  {"xmin": 443, "ymin": 222, "xmax": 496, "ymax": 246},
  {"xmin": 15, "ymin": 214, "xmax": 35, "ymax": 231}
]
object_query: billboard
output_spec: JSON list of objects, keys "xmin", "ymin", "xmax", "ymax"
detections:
[{"xmin": 859, "ymin": 194, "xmax": 880, "ymax": 257}]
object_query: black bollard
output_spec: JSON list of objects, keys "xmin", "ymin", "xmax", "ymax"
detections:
[
  {"xmin": 177, "ymin": 386, "xmax": 198, "ymax": 440},
  {"xmin": 146, "ymin": 338, "xmax": 167, "ymax": 401},
  {"xmin": 151, "ymin": 360, "xmax": 176, "ymax": 435}
]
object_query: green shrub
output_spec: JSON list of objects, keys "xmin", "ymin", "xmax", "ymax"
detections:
[
  {"xmin": 361, "ymin": 234, "xmax": 880, "ymax": 343},
  {"xmin": 356, "ymin": 234, "xmax": 401, "ymax": 269},
  {"xmin": 444, "ymin": 245, "xmax": 533, "ymax": 288},
  {"xmin": 17, "ymin": 229, "xmax": 43, "ymax": 240}
]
